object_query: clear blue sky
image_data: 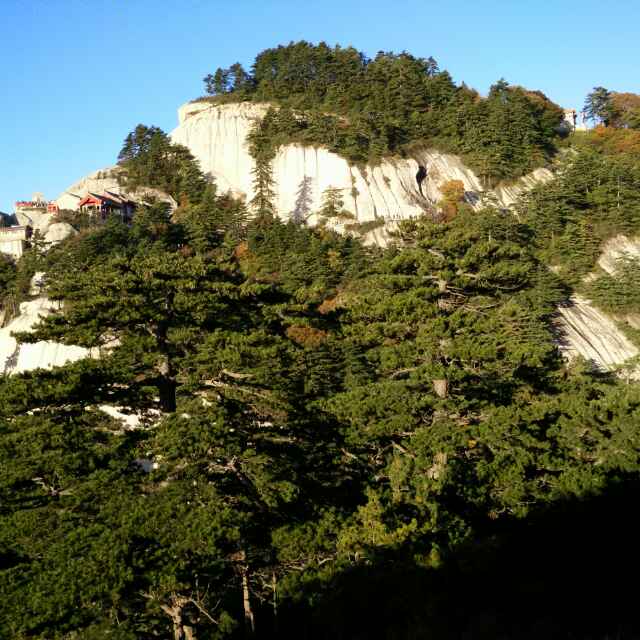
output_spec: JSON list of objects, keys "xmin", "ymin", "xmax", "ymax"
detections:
[{"xmin": 1, "ymin": 0, "xmax": 639, "ymax": 212}]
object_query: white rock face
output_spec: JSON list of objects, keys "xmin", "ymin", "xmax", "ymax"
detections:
[
  {"xmin": 553, "ymin": 235, "xmax": 640, "ymax": 372},
  {"xmin": 555, "ymin": 295, "xmax": 639, "ymax": 371},
  {"xmin": 173, "ymin": 101, "xmax": 640, "ymax": 372},
  {"xmin": 56, "ymin": 168, "xmax": 122, "ymax": 211},
  {"xmin": 56, "ymin": 167, "xmax": 178, "ymax": 212},
  {"xmin": 0, "ymin": 298, "xmax": 89, "ymax": 375},
  {"xmin": 8, "ymin": 206, "xmax": 76, "ymax": 251},
  {"xmin": 29, "ymin": 272, "xmax": 46, "ymax": 296},
  {"xmin": 44, "ymin": 222, "xmax": 76, "ymax": 244},
  {"xmin": 597, "ymin": 234, "xmax": 640, "ymax": 274},
  {"xmin": 171, "ymin": 102, "xmax": 553, "ymax": 233},
  {"xmin": 10, "ymin": 101, "xmax": 634, "ymax": 378},
  {"xmin": 0, "ymin": 227, "xmax": 28, "ymax": 259},
  {"xmin": 178, "ymin": 100, "xmax": 216, "ymax": 124},
  {"xmin": 98, "ymin": 405, "xmax": 142, "ymax": 430}
]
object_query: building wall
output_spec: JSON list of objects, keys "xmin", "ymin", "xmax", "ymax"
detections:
[{"xmin": 0, "ymin": 238, "xmax": 24, "ymax": 259}]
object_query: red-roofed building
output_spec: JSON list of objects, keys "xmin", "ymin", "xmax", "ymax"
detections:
[
  {"xmin": 77, "ymin": 192, "xmax": 135, "ymax": 221},
  {"xmin": 15, "ymin": 193, "xmax": 58, "ymax": 217}
]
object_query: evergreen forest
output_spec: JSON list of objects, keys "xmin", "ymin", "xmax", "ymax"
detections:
[
  {"xmin": 201, "ymin": 42, "xmax": 565, "ymax": 183},
  {"xmin": 2, "ymin": 43, "xmax": 640, "ymax": 639}
]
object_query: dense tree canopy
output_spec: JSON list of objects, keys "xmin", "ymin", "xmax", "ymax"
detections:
[
  {"xmin": 584, "ymin": 87, "xmax": 640, "ymax": 130},
  {"xmin": 117, "ymin": 124, "xmax": 209, "ymax": 205},
  {"xmin": 3, "ymin": 51, "xmax": 640, "ymax": 638},
  {"xmin": 201, "ymin": 42, "xmax": 564, "ymax": 183},
  {"xmin": 4, "ymin": 168, "xmax": 640, "ymax": 637}
]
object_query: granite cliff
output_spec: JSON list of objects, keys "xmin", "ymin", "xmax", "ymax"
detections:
[
  {"xmin": 170, "ymin": 101, "xmax": 552, "ymax": 241},
  {"xmin": 554, "ymin": 235, "xmax": 640, "ymax": 374}
]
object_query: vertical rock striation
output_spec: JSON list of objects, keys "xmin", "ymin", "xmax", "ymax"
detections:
[
  {"xmin": 170, "ymin": 101, "xmax": 553, "ymax": 233},
  {"xmin": 555, "ymin": 295, "xmax": 639, "ymax": 370},
  {"xmin": 554, "ymin": 235, "xmax": 640, "ymax": 372}
]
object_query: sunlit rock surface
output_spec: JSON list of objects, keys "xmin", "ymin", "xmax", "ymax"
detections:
[
  {"xmin": 171, "ymin": 101, "xmax": 553, "ymax": 241},
  {"xmin": 597, "ymin": 234, "xmax": 640, "ymax": 274},
  {"xmin": 56, "ymin": 168, "xmax": 122, "ymax": 211},
  {"xmin": 555, "ymin": 295, "xmax": 639, "ymax": 370},
  {"xmin": 98, "ymin": 405, "xmax": 143, "ymax": 430},
  {"xmin": 554, "ymin": 235, "xmax": 640, "ymax": 372},
  {"xmin": 172, "ymin": 101, "xmax": 640, "ymax": 372},
  {"xmin": 56, "ymin": 167, "xmax": 178, "ymax": 212},
  {"xmin": 44, "ymin": 222, "xmax": 76, "ymax": 244},
  {"xmin": 13, "ymin": 207, "xmax": 76, "ymax": 245},
  {"xmin": 0, "ymin": 297, "xmax": 89, "ymax": 375},
  {"xmin": 10, "ymin": 103, "xmax": 639, "ymax": 377}
]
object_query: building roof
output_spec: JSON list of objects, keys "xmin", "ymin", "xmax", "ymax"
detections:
[
  {"xmin": 15, "ymin": 201, "xmax": 47, "ymax": 210},
  {"xmin": 78, "ymin": 191, "xmax": 135, "ymax": 208}
]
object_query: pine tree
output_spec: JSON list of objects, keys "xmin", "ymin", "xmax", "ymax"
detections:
[
  {"xmin": 291, "ymin": 176, "xmax": 314, "ymax": 223},
  {"xmin": 204, "ymin": 67, "xmax": 231, "ymax": 95},
  {"xmin": 317, "ymin": 187, "xmax": 355, "ymax": 226},
  {"xmin": 584, "ymin": 86, "xmax": 614, "ymax": 126},
  {"xmin": 250, "ymin": 156, "xmax": 276, "ymax": 221}
]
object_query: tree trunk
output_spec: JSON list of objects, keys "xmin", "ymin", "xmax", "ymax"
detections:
[
  {"xmin": 272, "ymin": 571, "xmax": 278, "ymax": 635},
  {"xmin": 158, "ymin": 375, "xmax": 177, "ymax": 413},
  {"xmin": 155, "ymin": 331, "xmax": 177, "ymax": 412},
  {"xmin": 159, "ymin": 596, "xmax": 196, "ymax": 640},
  {"xmin": 238, "ymin": 550, "xmax": 255, "ymax": 636},
  {"xmin": 160, "ymin": 602, "xmax": 185, "ymax": 640}
]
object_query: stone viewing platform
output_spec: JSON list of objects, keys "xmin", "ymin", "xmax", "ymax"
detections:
[
  {"xmin": 0, "ymin": 224, "xmax": 31, "ymax": 259},
  {"xmin": 0, "ymin": 192, "xmax": 60, "ymax": 260}
]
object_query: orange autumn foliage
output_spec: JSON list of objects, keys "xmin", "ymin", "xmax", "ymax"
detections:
[
  {"xmin": 286, "ymin": 325, "xmax": 328, "ymax": 347},
  {"xmin": 318, "ymin": 296, "xmax": 339, "ymax": 315},
  {"xmin": 588, "ymin": 125, "xmax": 640, "ymax": 156},
  {"xmin": 439, "ymin": 179, "xmax": 466, "ymax": 221},
  {"xmin": 234, "ymin": 241, "xmax": 250, "ymax": 259},
  {"xmin": 611, "ymin": 92, "xmax": 640, "ymax": 128}
]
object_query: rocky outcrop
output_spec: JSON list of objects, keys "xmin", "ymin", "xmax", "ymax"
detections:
[
  {"xmin": 56, "ymin": 168, "xmax": 123, "ymax": 211},
  {"xmin": 554, "ymin": 235, "xmax": 640, "ymax": 372},
  {"xmin": 173, "ymin": 101, "xmax": 640, "ymax": 372},
  {"xmin": 11, "ymin": 207, "xmax": 76, "ymax": 247},
  {"xmin": 0, "ymin": 297, "xmax": 90, "ymax": 375},
  {"xmin": 10, "ymin": 101, "xmax": 636, "ymax": 377},
  {"xmin": 56, "ymin": 167, "xmax": 178, "ymax": 212},
  {"xmin": 171, "ymin": 101, "xmax": 553, "ymax": 238},
  {"xmin": 597, "ymin": 234, "xmax": 640, "ymax": 274},
  {"xmin": 44, "ymin": 222, "xmax": 76, "ymax": 244},
  {"xmin": 555, "ymin": 295, "xmax": 639, "ymax": 371}
]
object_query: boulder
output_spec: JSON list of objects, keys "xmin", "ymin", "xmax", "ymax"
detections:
[{"xmin": 44, "ymin": 222, "xmax": 76, "ymax": 244}]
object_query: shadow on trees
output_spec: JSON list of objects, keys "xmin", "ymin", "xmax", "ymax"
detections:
[{"xmin": 273, "ymin": 477, "xmax": 640, "ymax": 640}]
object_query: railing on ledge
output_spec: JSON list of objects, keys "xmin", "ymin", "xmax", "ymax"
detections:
[{"xmin": 0, "ymin": 226, "xmax": 30, "ymax": 239}]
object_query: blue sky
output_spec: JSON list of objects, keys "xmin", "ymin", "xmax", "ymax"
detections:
[{"xmin": 1, "ymin": 0, "xmax": 638, "ymax": 212}]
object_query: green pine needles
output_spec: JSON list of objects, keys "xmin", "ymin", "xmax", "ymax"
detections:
[
  {"xmin": 3, "ymin": 47, "xmax": 640, "ymax": 639},
  {"xmin": 200, "ymin": 42, "xmax": 564, "ymax": 182}
]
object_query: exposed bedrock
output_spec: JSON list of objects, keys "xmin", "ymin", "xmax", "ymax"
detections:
[
  {"xmin": 56, "ymin": 167, "xmax": 178, "ymax": 213},
  {"xmin": 170, "ymin": 101, "xmax": 553, "ymax": 241},
  {"xmin": 554, "ymin": 235, "xmax": 640, "ymax": 372},
  {"xmin": 0, "ymin": 296, "xmax": 90, "ymax": 375},
  {"xmin": 555, "ymin": 295, "xmax": 638, "ymax": 371}
]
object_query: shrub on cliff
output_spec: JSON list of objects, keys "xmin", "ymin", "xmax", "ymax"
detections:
[{"xmin": 117, "ymin": 124, "xmax": 208, "ymax": 205}]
